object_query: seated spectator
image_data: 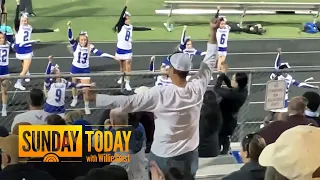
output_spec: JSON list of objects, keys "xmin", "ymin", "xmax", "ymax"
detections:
[
  {"xmin": 258, "ymin": 96, "xmax": 319, "ymax": 145},
  {"xmin": 104, "ymin": 109, "xmax": 146, "ymax": 180},
  {"xmin": 259, "ymin": 125, "xmax": 320, "ymax": 180},
  {"xmin": 199, "ymin": 90, "xmax": 222, "ymax": 158},
  {"xmin": 76, "ymin": 166, "xmax": 129, "ymax": 180},
  {"xmin": 0, "ymin": 126, "xmax": 8, "ymax": 173},
  {"xmin": 222, "ymin": 133, "xmax": 266, "ymax": 180},
  {"xmin": 303, "ymin": 91, "xmax": 320, "ymax": 126},
  {"xmin": 11, "ymin": 88, "xmax": 48, "ymax": 132},
  {"xmin": 65, "ymin": 110, "xmax": 84, "ymax": 124},
  {"xmin": 0, "ymin": 135, "xmax": 55, "ymax": 180},
  {"xmin": 215, "ymin": 72, "xmax": 248, "ymax": 154},
  {"xmin": 46, "ymin": 114, "xmax": 66, "ymax": 125},
  {"xmin": 12, "ymin": 122, "xmax": 31, "ymax": 135}
]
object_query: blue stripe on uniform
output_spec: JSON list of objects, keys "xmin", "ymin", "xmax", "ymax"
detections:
[
  {"xmin": 14, "ymin": 45, "xmax": 33, "ymax": 54},
  {"xmin": 71, "ymin": 65, "xmax": 90, "ymax": 74},
  {"xmin": 116, "ymin": 48, "xmax": 132, "ymax": 54},
  {"xmin": 218, "ymin": 47, "xmax": 227, "ymax": 51},
  {"xmin": 44, "ymin": 103, "xmax": 65, "ymax": 113},
  {"xmin": 0, "ymin": 66, "xmax": 9, "ymax": 75}
]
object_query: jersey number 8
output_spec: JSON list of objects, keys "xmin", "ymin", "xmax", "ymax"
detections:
[
  {"xmin": 77, "ymin": 52, "xmax": 88, "ymax": 64},
  {"xmin": 220, "ymin": 34, "xmax": 226, "ymax": 44},
  {"xmin": 0, "ymin": 49, "xmax": 7, "ymax": 63},
  {"xmin": 125, "ymin": 30, "xmax": 131, "ymax": 41},
  {"xmin": 55, "ymin": 89, "xmax": 62, "ymax": 102},
  {"xmin": 23, "ymin": 31, "xmax": 29, "ymax": 41}
]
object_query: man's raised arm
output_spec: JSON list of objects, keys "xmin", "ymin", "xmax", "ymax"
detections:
[{"xmin": 189, "ymin": 15, "xmax": 218, "ymax": 88}]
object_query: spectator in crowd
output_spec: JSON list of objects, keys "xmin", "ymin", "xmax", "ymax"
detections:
[
  {"xmin": 222, "ymin": 133, "xmax": 266, "ymax": 180},
  {"xmin": 105, "ymin": 108, "xmax": 146, "ymax": 180},
  {"xmin": 90, "ymin": 17, "xmax": 218, "ymax": 178},
  {"xmin": 76, "ymin": 166, "xmax": 129, "ymax": 180},
  {"xmin": 65, "ymin": 110, "xmax": 84, "ymax": 124},
  {"xmin": 11, "ymin": 88, "xmax": 48, "ymax": 132},
  {"xmin": 303, "ymin": 91, "xmax": 320, "ymax": 126},
  {"xmin": 264, "ymin": 167, "xmax": 289, "ymax": 180},
  {"xmin": 0, "ymin": 134, "xmax": 55, "ymax": 179},
  {"xmin": 0, "ymin": 126, "xmax": 8, "ymax": 173},
  {"xmin": 46, "ymin": 114, "xmax": 66, "ymax": 125},
  {"xmin": 11, "ymin": 122, "xmax": 31, "ymax": 135},
  {"xmin": 214, "ymin": 72, "xmax": 248, "ymax": 154},
  {"xmin": 259, "ymin": 125, "xmax": 320, "ymax": 180},
  {"xmin": 199, "ymin": 90, "xmax": 222, "ymax": 157},
  {"xmin": 261, "ymin": 112, "xmax": 289, "ymax": 128},
  {"xmin": 258, "ymin": 96, "xmax": 319, "ymax": 145}
]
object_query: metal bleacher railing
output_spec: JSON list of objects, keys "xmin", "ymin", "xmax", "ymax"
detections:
[{"xmin": 1, "ymin": 68, "xmax": 319, "ymax": 142}]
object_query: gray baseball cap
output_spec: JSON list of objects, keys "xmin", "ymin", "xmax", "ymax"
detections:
[{"xmin": 169, "ymin": 53, "xmax": 192, "ymax": 72}]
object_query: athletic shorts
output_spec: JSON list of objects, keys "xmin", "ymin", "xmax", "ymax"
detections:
[
  {"xmin": 115, "ymin": 48, "xmax": 132, "ymax": 60},
  {"xmin": 70, "ymin": 65, "xmax": 90, "ymax": 80}
]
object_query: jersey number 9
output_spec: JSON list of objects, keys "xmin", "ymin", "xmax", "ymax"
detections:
[
  {"xmin": 125, "ymin": 30, "xmax": 131, "ymax": 41},
  {"xmin": 55, "ymin": 89, "xmax": 62, "ymax": 102},
  {"xmin": 0, "ymin": 49, "xmax": 7, "ymax": 63},
  {"xmin": 77, "ymin": 52, "xmax": 88, "ymax": 64},
  {"xmin": 23, "ymin": 31, "xmax": 29, "ymax": 41},
  {"xmin": 220, "ymin": 34, "xmax": 226, "ymax": 44}
]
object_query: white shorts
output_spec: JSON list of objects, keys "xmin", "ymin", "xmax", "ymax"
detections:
[
  {"xmin": 115, "ymin": 53, "xmax": 132, "ymax": 60},
  {"xmin": 70, "ymin": 74, "xmax": 90, "ymax": 80},
  {"xmin": 218, "ymin": 51, "xmax": 227, "ymax": 57},
  {"xmin": 16, "ymin": 52, "xmax": 33, "ymax": 60}
]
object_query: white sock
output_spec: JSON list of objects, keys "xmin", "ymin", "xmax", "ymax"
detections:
[
  {"xmin": 73, "ymin": 96, "xmax": 78, "ymax": 100},
  {"xmin": 2, "ymin": 104, "xmax": 6, "ymax": 110},
  {"xmin": 16, "ymin": 79, "xmax": 22, "ymax": 84},
  {"xmin": 26, "ymin": 71, "xmax": 30, "ymax": 75},
  {"xmin": 84, "ymin": 101, "xmax": 89, "ymax": 108}
]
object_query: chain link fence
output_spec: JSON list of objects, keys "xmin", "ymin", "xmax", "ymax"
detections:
[{"xmin": 1, "ymin": 68, "xmax": 319, "ymax": 141}]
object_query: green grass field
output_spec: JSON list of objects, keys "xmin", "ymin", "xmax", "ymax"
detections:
[{"xmin": 5, "ymin": 0, "xmax": 320, "ymax": 41}]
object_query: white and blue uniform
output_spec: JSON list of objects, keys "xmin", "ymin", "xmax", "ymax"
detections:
[
  {"xmin": 149, "ymin": 56, "xmax": 172, "ymax": 86},
  {"xmin": 216, "ymin": 25, "xmax": 231, "ymax": 57},
  {"xmin": 178, "ymin": 28, "xmax": 206, "ymax": 59},
  {"xmin": 0, "ymin": 45, "xmax": 10, "ymax": 76},
  {"xmin": 270, "ymin": 51, "xmax": 318, "ymax": 112},
  {"xmin": 15, "ymin": 24, "xmax": 34, "ymax": 60},
  {"xmin": 68, "ymin": 27, "xmax": 114, "ymax": 79},
  {"xmin": 116, "ymin": 24, "xmax": 133, "ymax": 60},
  {"xmin": 43, "ymin": 62, "xmax": 76, "ymax": 117}
]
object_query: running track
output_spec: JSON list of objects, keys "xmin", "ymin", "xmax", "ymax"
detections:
[{"xmin": 2, "ymin": 38, "xmax": 320, "ymax": 138}]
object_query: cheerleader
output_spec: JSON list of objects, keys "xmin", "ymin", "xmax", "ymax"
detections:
[
  {"xmin": 44, "ymin": 56, "xmax": 95, "ymax": 118},
  {"xmin": 0, "ymin": 32, "xmax": 10, "ymax": 116},
  {"xmin": 67, "ymin": 21, "xmax": 116, "ymax": 115},
  {"xmin": 216, "ymin": 16, "xmax": 231, "ymax": 72},
  {"xmin": 13, "ymin": 10, "xmax": 40, "ymax": 91},
  {"xmin": 113, "ymin": 1, "xmax": 153, "ymax": 91},
  {"xmin": 178, "ymin": 25, "xmax": 206, "ymax": 59},
  {"xmin": 149, "ymin": 56, "xmax": 172, "ymax": 86},
  {"xmin": 270, "ymin": 48, "xmax": 319, "ymax": 112}
]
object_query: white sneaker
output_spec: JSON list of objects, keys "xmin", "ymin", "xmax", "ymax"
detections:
[
  {"xmin": 70, "ymin": 99, "xmax": 78, "ymax": 107},
  {"xmin": 1, "ymin": 109, "xmax": 7, "ymax": 117},
  {"xmin": 84, "ymin": 107, "xmax": 91, "ymax": 115},
  {"xmin": 14, "ymin": 83, "xmax": 26, "ymax": 91},
  {"xmin": 117, "ymin": 78, "xmax": 123, "ymax": 84},
  {"xmin": 125, "ymin": 82, "xmax": 132, "ymax": 91},
  {"xmin": 25, "ymin": 78, "xmax": 30, "ymax": 82}
]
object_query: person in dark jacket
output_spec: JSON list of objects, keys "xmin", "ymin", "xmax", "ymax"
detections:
[
  {"xmin": 199, "ymin": 90, "xmax": 223, "ymax": 157},
  {"xmin": 258, "ymin": 96, "xmax": 319, "ymax": 145},
  {"xmin": 222, "ymin": 133, "xmax": 266, "ymax": 180},
  {"xmin": 0, "ymin": 134, "xmax": 55, "ymax": 180},
  {"xmin": 303, "ymin": 91, "xmax": 320, "ymax": 126},
  {"xmin": 214, "ymin": 72, "xmax": 248, "ymax": 154}
]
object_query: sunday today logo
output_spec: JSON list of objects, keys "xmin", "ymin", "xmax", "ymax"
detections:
[{"xmin": 18, "ymin": 125, "xmax": 132, "ymax": 163}]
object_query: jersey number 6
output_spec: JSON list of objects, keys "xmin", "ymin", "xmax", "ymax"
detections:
[
  {"xmin": 55, "ymin": 89, "xmax": 62, "ymax": 102},
  {"xmin": 125, "ymin": 30, "xmax": 131, "ymax": 41},
  {"xmin": 220, "ymin": 34, "xmax": 226, "ymax": 44}
]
